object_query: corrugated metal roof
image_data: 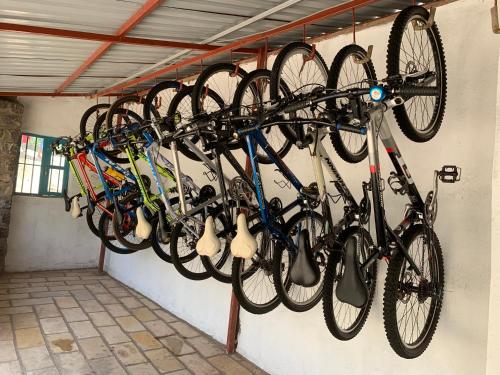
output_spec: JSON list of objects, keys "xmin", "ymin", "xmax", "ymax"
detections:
[{"xmin": 0, "ymin": 0, "xmax": 436, "ymax": 95}]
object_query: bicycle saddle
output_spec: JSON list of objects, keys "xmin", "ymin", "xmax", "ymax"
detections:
[
  {"xmin": 230, "ymin": 213, "xmax": 257, "ymax": 259},
  {"xmin": 290, "ymin": 229, "xmax": 320, "ymax": 287},
  {"xmin": 70, "ymin": 197, "xmax": 81, "ymax": 219},
  {"xmin": 135, "ymin": 208, "xmax": 152, "ymax": 240},
  {"xmin": 335, "ymin": 236, "xmax": 368, "ymax": 308},
  {"xmin": 196, "ymin": 216, "xmax": 221, "ymax": 256}
]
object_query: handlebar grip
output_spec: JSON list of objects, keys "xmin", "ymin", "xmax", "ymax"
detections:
[{"xmin": 398, "ymin": 85, "xmax": 439, "ymax": 97}]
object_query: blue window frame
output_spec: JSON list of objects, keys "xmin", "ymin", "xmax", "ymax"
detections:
[{"xmin": 14, "ymin": 133, "xmax": 69, "ymax": 197}]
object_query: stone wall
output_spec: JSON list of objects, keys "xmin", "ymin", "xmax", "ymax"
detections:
[{"xmin": 0, "ymin": 97, "xmax": 23, "ymax": 272}]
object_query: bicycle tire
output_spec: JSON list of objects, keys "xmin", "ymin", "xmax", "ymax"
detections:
[
  {"xmin": 383, "ymin": 224, "xmax": 444, "ymax": 358},
  {"xmin": 232, "ymin": 224, "xmax": 281, "ymax": 314},
  {"xmin": 387, "ymin": 6, "xmax": 447, "ymax": 142},
  {"xmin": 80, "ymin": 103, "xmax": 110, "ymax": 141},
  {"xmin": 322, "ymin": 226, "xmax": 377, "ymax": 340},
  {"xmin": 272, "ymin": 210, "xmax": 326, "ymax": 312},
  {"xmin": 327, "ymin": 44, "xmax": 377, "ymax": 163},
  {"xmin": 92, "ymin": 108, "xmax": 142, "ymax": 164},
  {"xmin": 232, "ymin": 69, "xmax": 293, "ymax": 164},
  {"xmin": 98, "ymin": 205, "xmax": 137, "ymax": 255},
  {"xmin": 143, "ymin": 80, "xmax": 182, "ymax": 124}
]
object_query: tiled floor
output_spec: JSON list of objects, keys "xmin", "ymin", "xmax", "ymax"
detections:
[{"xmin": 0, "ymin": 269, "xmax": 267, "ymax": 375}]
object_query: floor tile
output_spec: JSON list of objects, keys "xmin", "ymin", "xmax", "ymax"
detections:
[
  {"xmin": 79, "ymin": 337, "xmax": 112, "ymax": 359},
  {"xmin": 144, "ymin": 319, "xmax": 174, "ymax": 338},
  {"xmin": 116, "ymin": 316, "xmax": 145, "ymax": 332},
  {"xmin": 40, "ymin": 318, "xmax": 68, "ymax": 335},
  {"xmin": 131, "ymin": 307, "xmax": 157, "ymax": 322},
  {"xmin": 68, "ymin": 321, "xmax": 99, "ymax": 339},
  {"xmin": 89, "ymin": 356, "xmax": 126, "ymax": 375},
  {"xmin": 54, "ymin": 352, "xmax": 92, "ymax": 375},
  {"xmin": 0, "ymin": 341, "xmax": 17, "ymax": 362},
  {"xmin": 79, "ymin": 300, "xmax": 104, "ymax": 313},
  {"xmin": 88, "ymin": 311, "xmax": 115, "ymax": 327},
  {"xmin": 170, "ymin": 321, "xmax": 200, "ymax": 338},
  {"xmin": 208, "ymin": 355, "xmax": 252, "ymax": 375},
  {"xmin": 111, "ymin": 342, "xmax": 146, "ymax": 365},
  {"xmin": 13, "ymin": 313, "xmax": 39, "ymax": 329},
  {"xmin": 145, "ymin": 348, "xmax": 184, "ymax": 373},
  {"xmin": 127, "ymin": 363, "xmax": 159, "ymax": 375},
  {"xmin": 0, "ymin": 361, "xmax": 22, "ymax": 375},
  {"xmin": 129, "ymin": 331, "xmax": 162, "ymax": 350},
  {"xmin": 160, "ymin": 336, "xmax": 195, "ymax": 356},
  {"xmin": 105, "ymin": 304, "xmax": 129, "ymax": 318},
  {"xmin": 53, "ymin": 297, "xmax": 78, "ymax": 309},
  {"xmin": 98, "ymin": 325, "xmax": 130, "ymax": 345},
  {"xmin": 19, "ymin": 346, "xmax": 53, "ymax": 371},
  {"xmin": 60, "ymin": 308, "xmax": 87, "ymax": 322},
  {"xmin": 15, "ymin": 327, "xmax": 45, "ymax": 349},
  {"xmin": 46, "ymin": 333, "xmax": 77, "ymax": 354},
  {"xmin": 188, "ymin": 335, "xmax": 225, "ymax": 358},
  {"xmin": 35, "ymin": 305, "xmax": 60, "ymax": 319},
  {"xmin": 178, "ymin": 353, "xmax": 219, "ymax": 375},
  {"xmin": 120, "ymin": 297, "xmax": 142, "ymax": 309},
  {"xmin": 0, "ymin": 322, "xmax": 13, "ymax": 341}
]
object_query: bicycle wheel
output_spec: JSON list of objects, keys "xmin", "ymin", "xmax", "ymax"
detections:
[
  {"xmin": 80, "ymin": 103, "xmax": 110, "ymax": 141},
  {"xmin": 270, "ymin": 41, "xmax": 328, "ymax": 104},
  {"xmin": 232, "ymin": 69, "xmax": 293, "ymax": 164},
  {"xmin": 143, "ymin": 80, "xmax": 182, "ymax": 126},
  {"xmin": 387, "ymin": 5, "xmax": 447, "ymax": 142},
  {"xmin": 98, "ymin": 205, "xmax": 137, "ymax": 255},
  {"xmin": 322, "ymin": 226, "xmax": 377, "ymax": 340},
  {"xmin": 327, "ymin": 44, "xmax": 376, "ymax": 163},
  {"xmin": 85, "ymin": 191, "xmax": 106, "ymax": 237},
  {"xmin": 92, "ymin": 108, "xmax": 142, "ymax": 164},
  {"xmin": 111, "ymin": 193, "xmax": 153, "ymax": 251},
  {"xmin": 272, "ymin": 210, "xmax": 326, "ymax": 312},
  {"xmin": 170, "ymin": 210, "xmax": 212, "ymax": 281},
  {"xmin": 166, "ymin": 86, "xmax": 224, "ymax": 161},
  {"xmin": 383, "ymin": 224, "xmax": 444, "ymax": 358},
  {"xmin": 191, "ymin": 62, "xmax": 247, "ymax": 117},
  {"xmin": 232, "ymin": 223, "xmax": 281, "ymax": 314}
]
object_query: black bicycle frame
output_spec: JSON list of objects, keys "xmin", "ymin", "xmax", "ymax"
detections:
[{"xmin": 365, "ymin": 105, "xmax": 424, "ymax": 274}]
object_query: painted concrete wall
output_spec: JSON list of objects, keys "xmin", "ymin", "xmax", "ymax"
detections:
[
  {"xmin": 106, "ymin": 1, "xmax": 500, "ymax": 374},
  {"xmin": 5, "ymin": 97, "xmax": 101, "ymax": 271}
]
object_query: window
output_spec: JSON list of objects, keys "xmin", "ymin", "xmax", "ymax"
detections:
[{"xmin": 15, "ymin": 133, "xmax": 69, "ymax": 197}]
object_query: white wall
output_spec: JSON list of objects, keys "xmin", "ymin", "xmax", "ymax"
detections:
[
  {"xmin": 6, "ymin": 97, "xmax": 101, "ymax": 271},
  {"xmin": 487, "ymin": 47, "xmax": 500, "ymax": 375}
]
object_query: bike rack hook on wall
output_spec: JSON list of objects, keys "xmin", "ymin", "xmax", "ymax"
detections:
[
  {"xmin": 491, "ymin": 1, "xmax": 500, "ymax": 33},
  {"xmin": 354, "ymin": 45, "xmax": 373, "ymax": 64},
  {"xmin": 412, "ymin": 7, "xmax": 436, "ymax": 30}
]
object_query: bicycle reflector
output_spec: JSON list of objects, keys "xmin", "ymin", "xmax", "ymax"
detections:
[{"xmin": 369, "ymin": 86, "xmax": 386, "ymax": 102}]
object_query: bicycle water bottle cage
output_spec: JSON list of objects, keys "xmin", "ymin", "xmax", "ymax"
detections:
[
  {"xmin": 290, "ymin": 229, "xmax": 321, "ymax": 287},
  {"xmin": 438, "ymin": 165, "xmax": 461, "ymax": 183},
  {"xmin": 273, "ymin": 169, "xmax": 291, "ymax": 189},
  {"xmin": 388, "ymin": 172, "xmax": 409, "ymax": 195},
  {"xmin": 335, "ymin": 236, "xmax": 368, "ymax": 308}
]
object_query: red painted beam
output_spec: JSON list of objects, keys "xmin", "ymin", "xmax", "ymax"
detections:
[
  {"xmin": 0, "ymin": 92, "xmax": 116, "ymax": 97},
  {"xmin": 55, "ymin": 0, "xmax": 165, "ymax": 93},
  {"xmin": 97, "ymin": 0, "xmax": 379, "ymax": 96}
]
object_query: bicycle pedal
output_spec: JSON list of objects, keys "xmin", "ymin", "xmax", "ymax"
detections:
[
  {"xmin": 438, "ymin": 165, "xmax": 461, "ymax": 183},
  {"xmin": 388, "ymin": 172, "xmax": 408, "ymax": 195}
]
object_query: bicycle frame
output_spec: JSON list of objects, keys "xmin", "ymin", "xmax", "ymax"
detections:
[{"xmin": 364, "ymin": 104, "xmax": 425, "ymax": 274}]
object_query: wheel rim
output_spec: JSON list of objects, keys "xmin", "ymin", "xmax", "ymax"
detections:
[
  {"xmin": 398, "ymin": 14, "xmax": 443, "ymax": 135},
  {"xmin": 236, "ymin": 230, "xmax": 279, "ymax": 309}
]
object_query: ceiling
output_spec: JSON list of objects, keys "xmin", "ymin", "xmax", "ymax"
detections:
[{"xmin": 0, "ymin": 0, "xmax": 438, "ymax": 96}]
